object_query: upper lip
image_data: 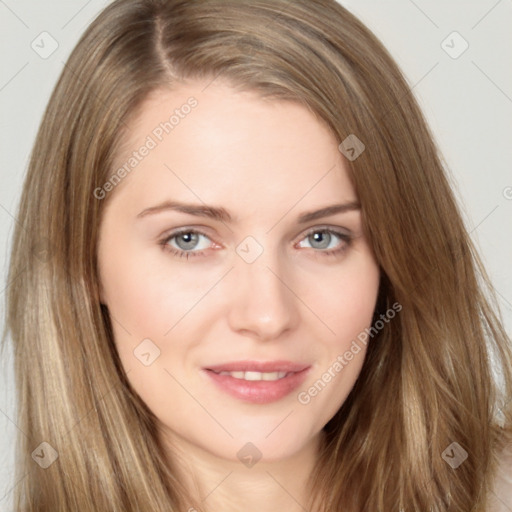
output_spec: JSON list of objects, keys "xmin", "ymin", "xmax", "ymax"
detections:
[{"xmin": 205, "ymin": 360, "xmax": 310, "ymax": 373}]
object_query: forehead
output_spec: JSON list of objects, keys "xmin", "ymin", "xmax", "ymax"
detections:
[{"xmin": 107, "ymin": 81, "xmax": 356, "ymax": 215}]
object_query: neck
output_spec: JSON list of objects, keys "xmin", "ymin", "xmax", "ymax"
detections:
[{"xmin": 163, "ymin": 430, "xmax": 325, "ymax": 512}]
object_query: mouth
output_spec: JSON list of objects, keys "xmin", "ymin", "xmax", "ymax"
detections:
[
  {"xmin": 209, "ymin": 369, "xmax": 293, "ymax": 381},
  {"xmin": 202, "ymin": 360, "xmax": 311, "ymax": 404}
]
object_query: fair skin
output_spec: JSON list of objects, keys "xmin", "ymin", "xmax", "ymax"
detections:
[{"xmin": 97, "ymin": 80, "xmax": 380, "ymax": 512}]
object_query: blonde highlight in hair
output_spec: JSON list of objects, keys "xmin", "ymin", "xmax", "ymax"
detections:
[{"xmin": 4, "ymin": 0, "xmax": 512, "ymax": 510}]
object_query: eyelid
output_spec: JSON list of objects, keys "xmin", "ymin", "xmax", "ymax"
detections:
[
  {"xmin": 297, "ymin": 223, "xmax": 351, "ymax": 238},
  {"xmin": 160, "ymin": 224, "xmax": 351, "ymax": 243},
  {"xmin": 160, "ymin": 225, "xmax": 218, "ymax": 241}
]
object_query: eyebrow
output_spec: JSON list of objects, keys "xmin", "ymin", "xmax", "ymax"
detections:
[{"xmin": 136, "ymin": 200, "xmax": 360, "ymax": 224}]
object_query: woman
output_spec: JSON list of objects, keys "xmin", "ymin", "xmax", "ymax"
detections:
[{"xmin": 4, "ymin": 0, "xmax": 512, "ymax": 510}]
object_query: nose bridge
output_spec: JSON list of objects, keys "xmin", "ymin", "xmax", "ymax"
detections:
[{"xmin": 227, "ymin": 239, "xmax": 299, "ymax": 340}]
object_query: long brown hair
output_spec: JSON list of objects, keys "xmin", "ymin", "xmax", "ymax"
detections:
[{"xmin": 4, "ymin": 0, "xmax": 512, "ymax": 510}]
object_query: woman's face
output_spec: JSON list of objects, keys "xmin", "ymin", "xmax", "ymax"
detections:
[{"xmin": 97, "ymin": 81, "xmax": 380, "ymax": 464}]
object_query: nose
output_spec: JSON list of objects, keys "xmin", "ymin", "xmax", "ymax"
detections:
[{"xmin": 227, "ymin": 250, "xmax": 300, "ymax": 341}]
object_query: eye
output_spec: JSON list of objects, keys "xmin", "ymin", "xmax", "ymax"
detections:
[
  {"xmin": 296, "ymin": 227, "xmax": 352, "ymax": 257},
  {"xmin": 160, "ymin": 226, "xmax": 352, "ymax": 260},
  {"xmin": 160, "ymin": 229, "xmax": 214, "ymax": 259}
]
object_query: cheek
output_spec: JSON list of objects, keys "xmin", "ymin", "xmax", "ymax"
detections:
[
  {"xmin": 310, "ymin": 253, "xmax": 380, "ymax": 347},
  {"xmin": 100, "ymin": 255, "xmax": 199, "ymax": 407},
  {"xmin": 100, "ymin": 245, "xmax": 210, "ymax": 339},
  {"xmin": 295, "ymin": 267, "xmax": 379, "ymax": 426}
]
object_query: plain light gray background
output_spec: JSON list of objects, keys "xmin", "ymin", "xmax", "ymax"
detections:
[{"xmin": 1, "ymin": 1, "xmax": 511, "ymax": 509}]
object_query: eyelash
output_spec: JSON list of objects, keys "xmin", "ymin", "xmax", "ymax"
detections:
[{"xmin": 159, "ymin": 227, "xmax": 352, "ymax": 260}]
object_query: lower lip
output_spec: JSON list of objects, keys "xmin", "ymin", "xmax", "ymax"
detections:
[{"xmin": 203, "ymin": 368, "xmax": 310, "ymax": 404}]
